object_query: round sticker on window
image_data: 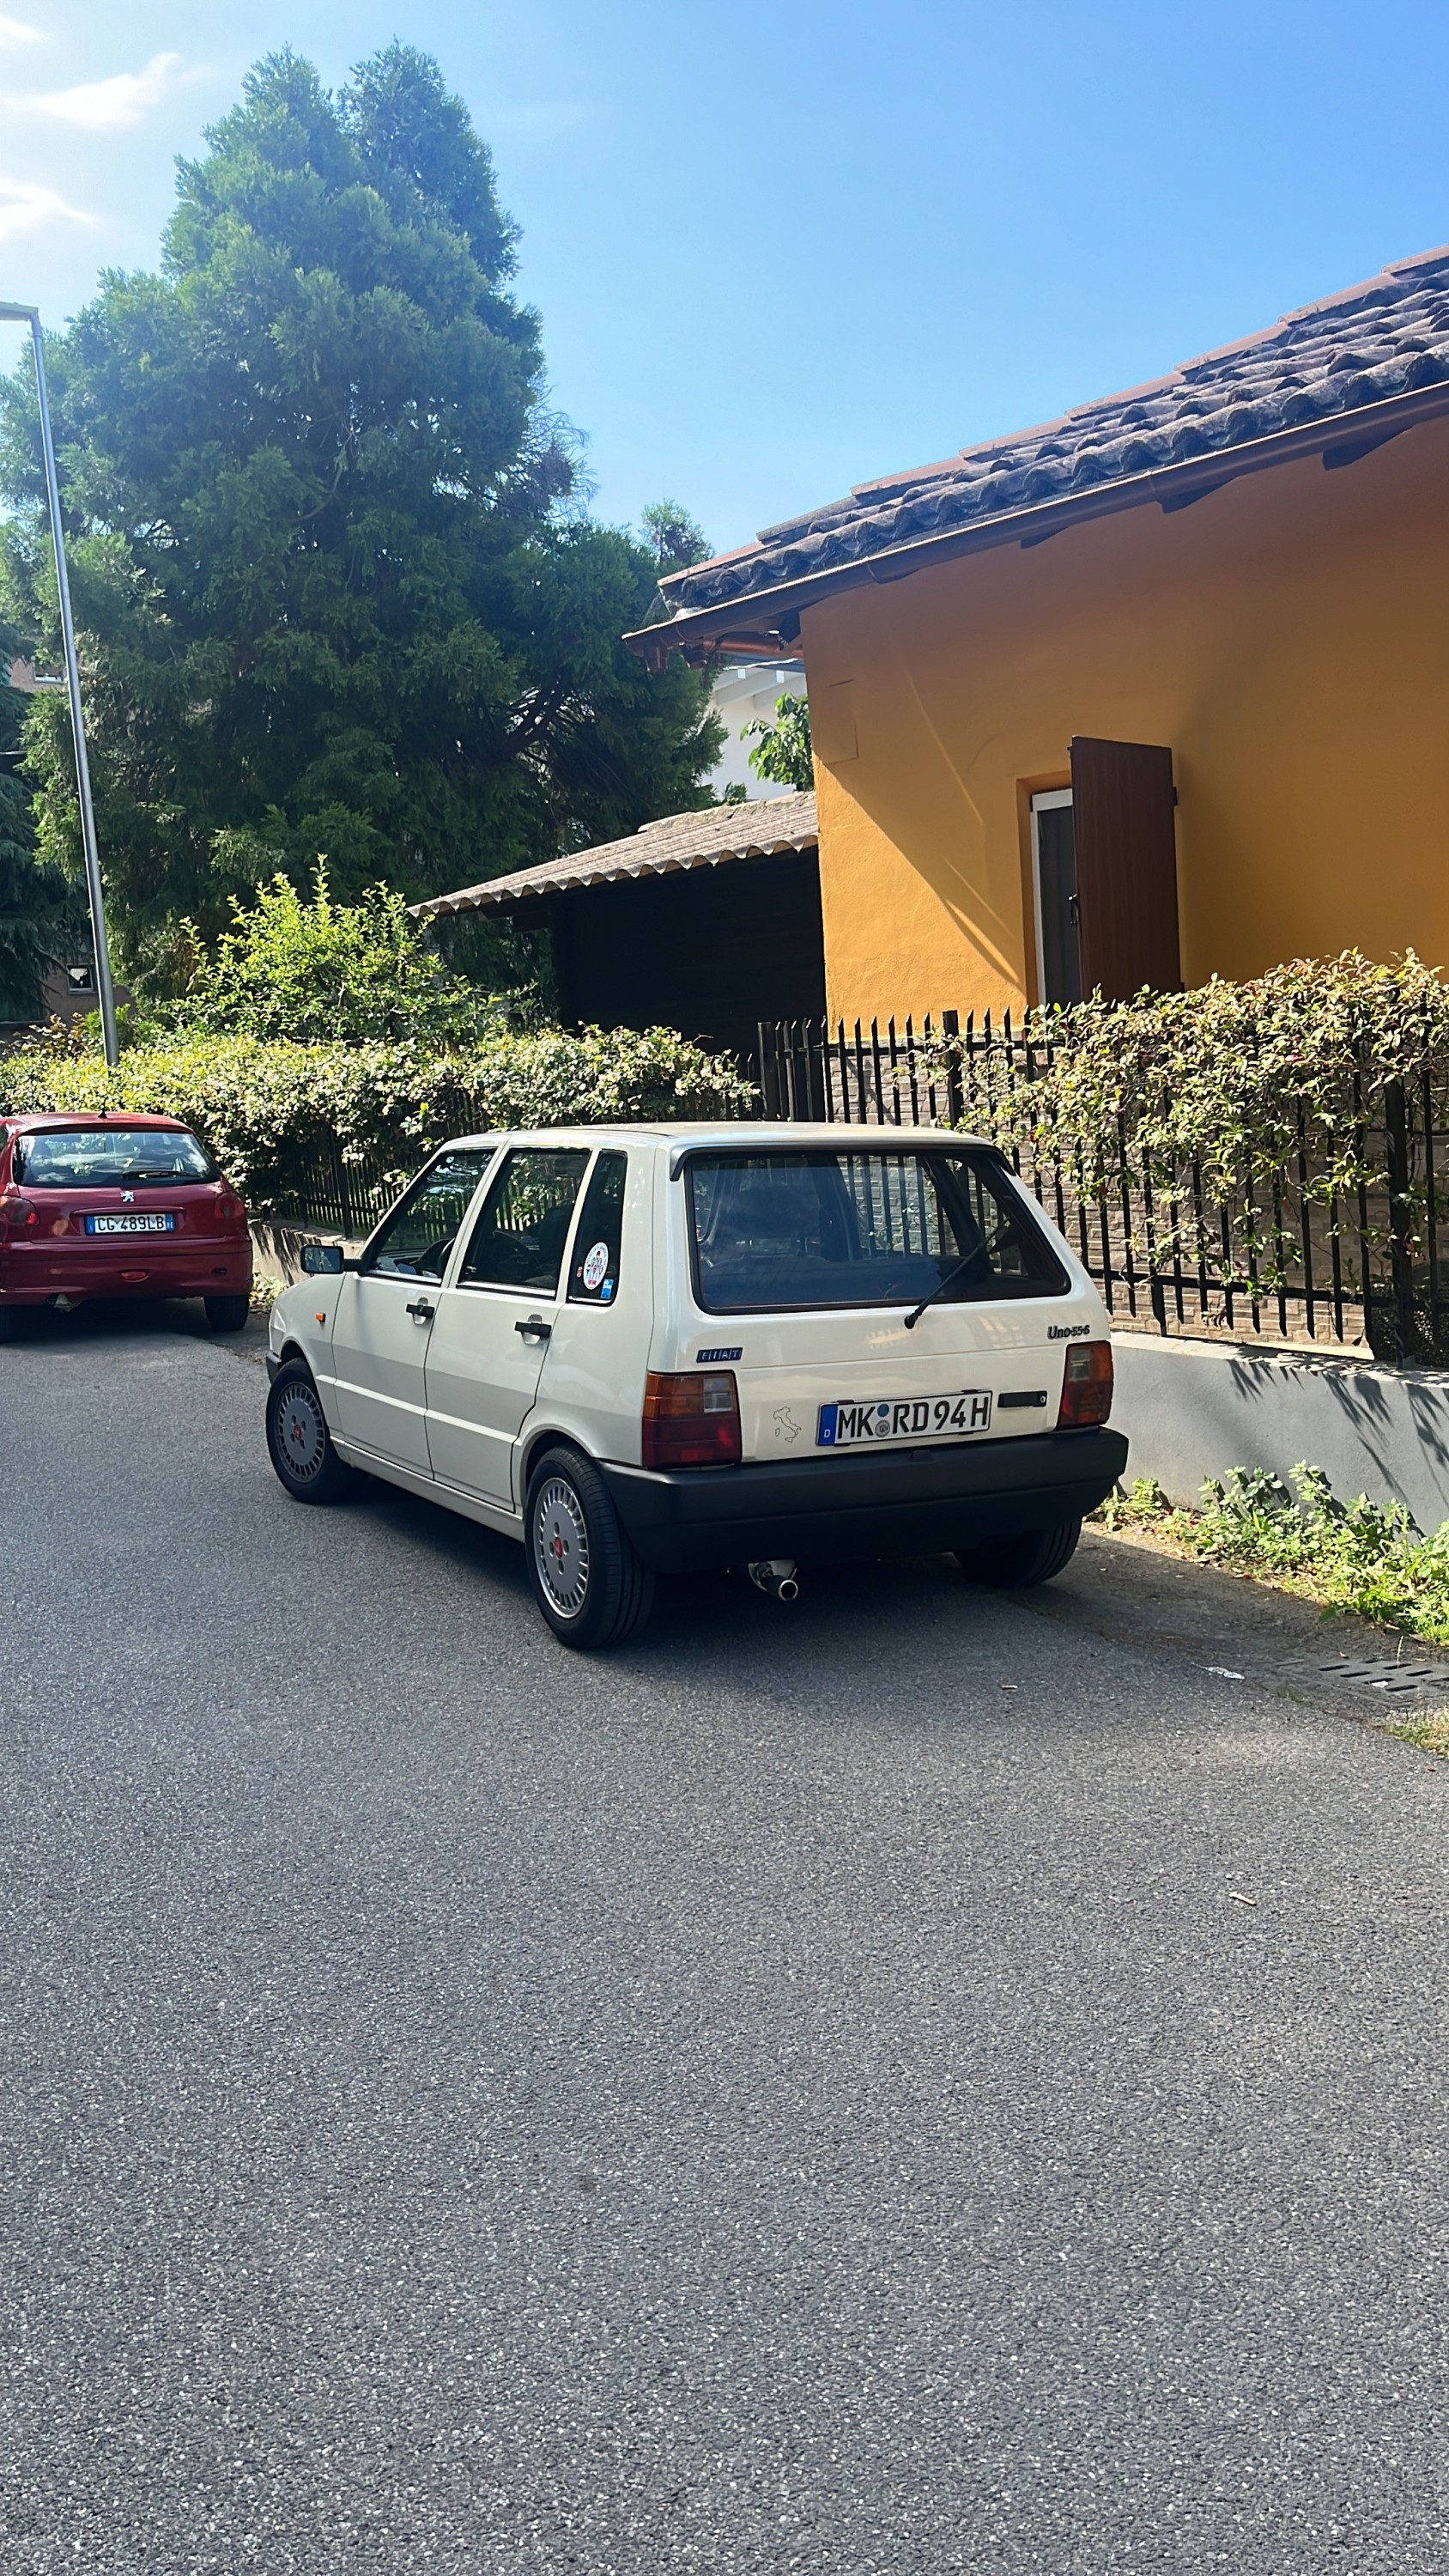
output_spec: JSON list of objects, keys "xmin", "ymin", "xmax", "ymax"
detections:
[{"xmin": 581, "ymin": 1239, "xmax": 610, "ymax": 1292}]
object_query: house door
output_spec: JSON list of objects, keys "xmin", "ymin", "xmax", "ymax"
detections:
[
  {"xmin": 1069, "ymin": 737, "xmax": 1181, "ymax": 999},
  {"xmin": 1030, "ymin": 789, "xmax": 1082, "ymax": 1005},
  {"xmin": 1030, "ymin": 744, "xmax": 1181, "ymax": 1005}
]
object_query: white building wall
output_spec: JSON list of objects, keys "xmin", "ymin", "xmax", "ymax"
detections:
[{"xmin": 707, "ymin": 659, "xmax": 807, "ymax": 800}]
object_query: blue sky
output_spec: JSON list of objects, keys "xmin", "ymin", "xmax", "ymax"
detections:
[{"xmin": 3, "ymin": 1, "xmax": 1447, "ymax": 559}]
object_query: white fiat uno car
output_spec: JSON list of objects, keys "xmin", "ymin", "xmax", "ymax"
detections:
[{"xmin": 265, "ymin": 1124, "xmax": 1127, "ymax": 1649}]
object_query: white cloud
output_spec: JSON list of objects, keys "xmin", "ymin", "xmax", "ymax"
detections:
[
  {"xmin": 0, "ymin": 179, "xmax": 95, "ymax": 242},
  {"xmin": 18, "ymin": 49, "xmax": 182, "ymax": 131},
  {"xmin": 0, "ymin": 14, "xmax": 45, "ymax": 43}
]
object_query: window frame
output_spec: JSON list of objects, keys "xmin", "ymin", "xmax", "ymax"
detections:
[
  {"xmin": 357, "ymin": 1144, "xmax": 500, "ymax": 1284},
  {"xmin": 452, "ymin": 1142, "xmax": 595, "ymax": 1301},
  {"xmin": 1029, "ymin": 787, "xmax": 1077, "ymax": 1011},
  {"xmin": 566, "ymin": 1148, "xmax": 629, "ymax": 1309},
  {"xmin": 682, "ymin": 1142, "xmax": 1070, "ymax": 1319}
]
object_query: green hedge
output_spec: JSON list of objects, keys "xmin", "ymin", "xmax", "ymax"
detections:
[{"xmin": 0, "ymin": 1025, "xmax": 755, "ymax": 1217}]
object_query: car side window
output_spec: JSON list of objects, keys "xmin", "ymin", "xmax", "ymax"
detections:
[
  {"xmin": 567, "ymin": 1151, "xmax": 627, "ymax": 1305},
  {"xmin": 458, "ymin": 1148, "xmax": 591, "ymax": 1295},
  {"xmin": 364, "ymin": 1149, "xmax": 495, "ymax": 1281}
]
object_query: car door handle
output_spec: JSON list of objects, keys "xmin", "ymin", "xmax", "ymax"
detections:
[
  {"xmin": 514, "ymin": 1315, "xmax": 551, "ymax": 1341},
  {"xmin": 406, "ymin": 1298, "xmax": 435, "ymax": 1322}
]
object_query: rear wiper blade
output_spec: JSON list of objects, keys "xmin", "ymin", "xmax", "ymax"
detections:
[{"xmin": 902, "ymin": 1252, "xmax": 979, "ymax": 1332}]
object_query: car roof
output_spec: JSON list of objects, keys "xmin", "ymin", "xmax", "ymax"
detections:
[
  {"xmin": 2, "ymin": 1110, "xmax": 192, "ymax": 1133},
  {"xmin": 433, "ymin": 1121, "xmax": 994, "ymax": 1152}
]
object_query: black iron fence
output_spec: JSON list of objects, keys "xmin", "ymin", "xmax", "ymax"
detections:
[{"xmin": 755, "ymin": 1011, "xmax": 1449, "ymax": 1366}]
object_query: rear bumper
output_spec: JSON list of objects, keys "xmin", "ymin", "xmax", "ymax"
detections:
[
  {"xmin": 0, "ymin": 1246, "xmax": 252, "ymax": 1307},
  {"xmin": 599, "ymin": 1426, "xmax": 1129, "ymax": 1572}
]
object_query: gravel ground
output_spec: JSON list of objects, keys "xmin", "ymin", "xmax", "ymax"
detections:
[{"xmin": 3, "ymin": 1304, "xmax": 1448, "ymax": 2573}]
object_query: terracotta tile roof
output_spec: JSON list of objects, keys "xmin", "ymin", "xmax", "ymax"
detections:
[
  {"xmin": 415, "ymin": 792, "xmax": 818, "ymax": 918},
  {"xmin": 653, "ymin": 246, "xmax": 1449, "ymax": 629}
]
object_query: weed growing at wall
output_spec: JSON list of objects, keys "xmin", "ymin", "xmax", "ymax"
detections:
[{"xmin": 1100, "ymin": 1465, "xmax": 1449, "ymax": 1643}]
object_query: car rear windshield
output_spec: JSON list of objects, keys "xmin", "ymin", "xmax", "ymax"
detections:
[
  {"xmin": 15, "ymin": 1127, "xmax": 217, "ymax": 1189},
  {"xmin": 687, "ymin": 1146, "xmax": 1069, "ymax": 1315}
]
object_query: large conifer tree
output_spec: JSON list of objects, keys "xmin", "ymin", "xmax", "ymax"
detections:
[{"xmin": 0, "ymin": 46, "xmax": 718, "ymax": 985}]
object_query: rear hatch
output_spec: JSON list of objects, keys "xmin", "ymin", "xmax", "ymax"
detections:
[
  {"xmin": 4, "ymin": 1125, "xmax": 247, "ymax": 1272},
  {"xmin": 671, "ymin": 1141, "xmax": 1100, "ymax": 1464}
]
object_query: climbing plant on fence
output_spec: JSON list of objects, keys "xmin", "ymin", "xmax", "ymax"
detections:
[{"xmin": 761, "ymin": 953, "xmax": 1449, "ymax": 1359}]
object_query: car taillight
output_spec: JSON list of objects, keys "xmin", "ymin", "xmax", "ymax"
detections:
[
  {"xmin": 642, "ymin": 1370, "xmax": 742, "ymax": 1469},
  {"xmin": 217, "ymin": 1194, "xmax": 246, "ymax": 1225},
  {"xmin": 1058, "ymin": 1339, "xmax": 1113, "ymax": 1427},
  {"xmin": 0, "ymin": 1194, "xmax": 39, "ymax": 1242}
]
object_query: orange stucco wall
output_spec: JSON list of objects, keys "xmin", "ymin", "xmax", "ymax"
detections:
[{"xmin": 798, "ymin": 413, "xmax": 1449, "ymax": 1025}]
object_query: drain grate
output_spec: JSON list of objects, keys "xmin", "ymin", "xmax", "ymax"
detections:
[{"xmin": 1318, "ymin": 1657, "xmax": 1449, "ymax": 1701}]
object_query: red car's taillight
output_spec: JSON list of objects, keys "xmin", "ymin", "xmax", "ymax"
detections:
[
  {"xmin": 641, "ymin": 1370, "xmax": 742, "ymax": 1469},
  {"xmin": 217, "ymin": 1194, "xmax": 247, "ymax": 1226},
  {"xmin": 0, "ymin": 1194, "xmax": 39, "ymax": 1242},
  {"xmin": 1058, "ymin": 1339, "xmax": 1113, "ymax": 1427}
]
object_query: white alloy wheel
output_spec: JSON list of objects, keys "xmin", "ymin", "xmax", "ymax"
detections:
[
  {"xmin": 264, "ymin": 1358, "xmax": 359, "ymax": 1505},
  {"xmin": 532, "ymin": 1473, "xmax": 591, "ymax": 1619},
  {"xmin": 276, "ymin": 1379, "xmax": 328, "ymax": 1485}
]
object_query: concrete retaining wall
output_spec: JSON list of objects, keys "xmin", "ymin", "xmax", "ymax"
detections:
[
  {"xmin": 1113, "ymin": 1333, "xmax": 1449, "ymax": 1530},
  {"xmin": 250, "ymin": 1219, "xmax": 351, "ymax": 1287}
]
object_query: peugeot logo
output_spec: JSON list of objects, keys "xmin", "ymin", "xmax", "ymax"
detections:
[{"xmin": 121, "ymin": 1189, "xmax": 134, "ymax": 1204}]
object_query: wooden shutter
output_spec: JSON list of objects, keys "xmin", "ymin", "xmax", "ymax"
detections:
[{"xmin": 1069, "ymin": 737, "xmax": 1181, "ymax": 999}]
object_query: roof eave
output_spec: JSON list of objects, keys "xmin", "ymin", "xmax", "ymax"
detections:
[
  {"xmin": 624, "ymin": 378, "xmax": 1449, "ymax": 664},
  {"xmin": 413, "ymin": 816, "xmax": 819, "ymax": 920}
]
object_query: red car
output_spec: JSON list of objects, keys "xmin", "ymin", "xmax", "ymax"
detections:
[{"xmin": 0, "ymin": 1112, "xmax": 253, "ymax": 1335}]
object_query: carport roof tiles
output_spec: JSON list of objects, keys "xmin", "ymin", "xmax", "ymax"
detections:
[{"xmin": 415, "ymin": 792, "xmax": 818, "ymax": 918}]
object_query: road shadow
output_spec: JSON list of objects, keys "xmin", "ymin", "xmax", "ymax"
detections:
[
  {"xmin": 348, "ymin": 1459, "xmax": 981, "ymax": 1660},
  {"xmin": 1, "ymin": 1295, "xmax": 270, "ymax": 1358}
]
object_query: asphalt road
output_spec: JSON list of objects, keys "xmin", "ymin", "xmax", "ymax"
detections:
[{"xmin": 3, "ymin": 1306, "xmax": 1449, "ymax": 2574}]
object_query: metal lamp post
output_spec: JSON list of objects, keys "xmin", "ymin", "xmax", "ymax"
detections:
[{"xmin": 0, "ymin": 301, "xmax": 118, "ymax": 1066}]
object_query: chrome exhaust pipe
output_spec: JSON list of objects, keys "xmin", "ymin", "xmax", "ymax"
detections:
[{"xmin": 748, "ymin": 1558, "xmax": 799, "ymax": 1602}]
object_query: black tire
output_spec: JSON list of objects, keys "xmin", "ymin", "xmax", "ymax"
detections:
[
  {"xmin": 955, "ymin": 1517, "xmax": 1082, "ymax": 1588},
  {"xmin": 266, "ymin": 1358, "xmax": 359, "ymax": 1504},
  {"xmin": 524, "ymin": 1443, "xmax": 654, "ymax": 1650},
  {"xmin": 0, "ymin": 1305, "xmax": 31, "ymax": 1343},
  {"xmin": 206, "ymin": 1293, "xmax": 252, "ymax": 1333}
]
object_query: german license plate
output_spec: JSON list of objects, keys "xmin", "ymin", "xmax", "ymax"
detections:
[
  {"xmin": 816, "ymin": 1390, "xmax": 993, "ymax": 1448},
  {"xmin": 85, "ymin": 1212, "xmax": 176, "ymax": 1234}
]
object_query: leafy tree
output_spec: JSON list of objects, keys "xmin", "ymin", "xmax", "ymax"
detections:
[
  {"xmin": 173, "ymin": 866, "xmax": 500, "ymax": 1045},
  {"xmin": 640, "ymin": 500, "xmax": 709, "ymax": 578},
  {"xmin": 0, "ymin": 623, "xmax": 80, "ymax": 1021},
  {"xmin": 0, "ymin": 46, "xmax": 720, "ymax": 991},
  {"xmin": 743, "ymin": 690, "xmax": 814, "ymax": 793}
]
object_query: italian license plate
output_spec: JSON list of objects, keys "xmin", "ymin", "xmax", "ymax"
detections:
[
  {"xmin": 85, "ymin": 1212, "xmax": 176, "ymax": 1235},
  {"xmin": 816, "ymin": 1389, "xmax": 993, "ymax": 1448}
]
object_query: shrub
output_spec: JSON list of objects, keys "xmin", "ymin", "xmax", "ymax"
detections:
[
  {"xmin": 0, "ymin": 1024, "xmax": 755, "ymax": 1215},
  {"xmin": 166, "ymin": 868, "xmax": 506, "ymax": 1047}
]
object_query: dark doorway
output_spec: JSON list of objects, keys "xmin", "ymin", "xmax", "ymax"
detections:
[
  {"xmin": 542, "ymin": 844, "xmax": 826, "ymax": 1065},
  {"xmin": 1030, "ymin": 790, "xmax": 1082, "ymax": 1005}
]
